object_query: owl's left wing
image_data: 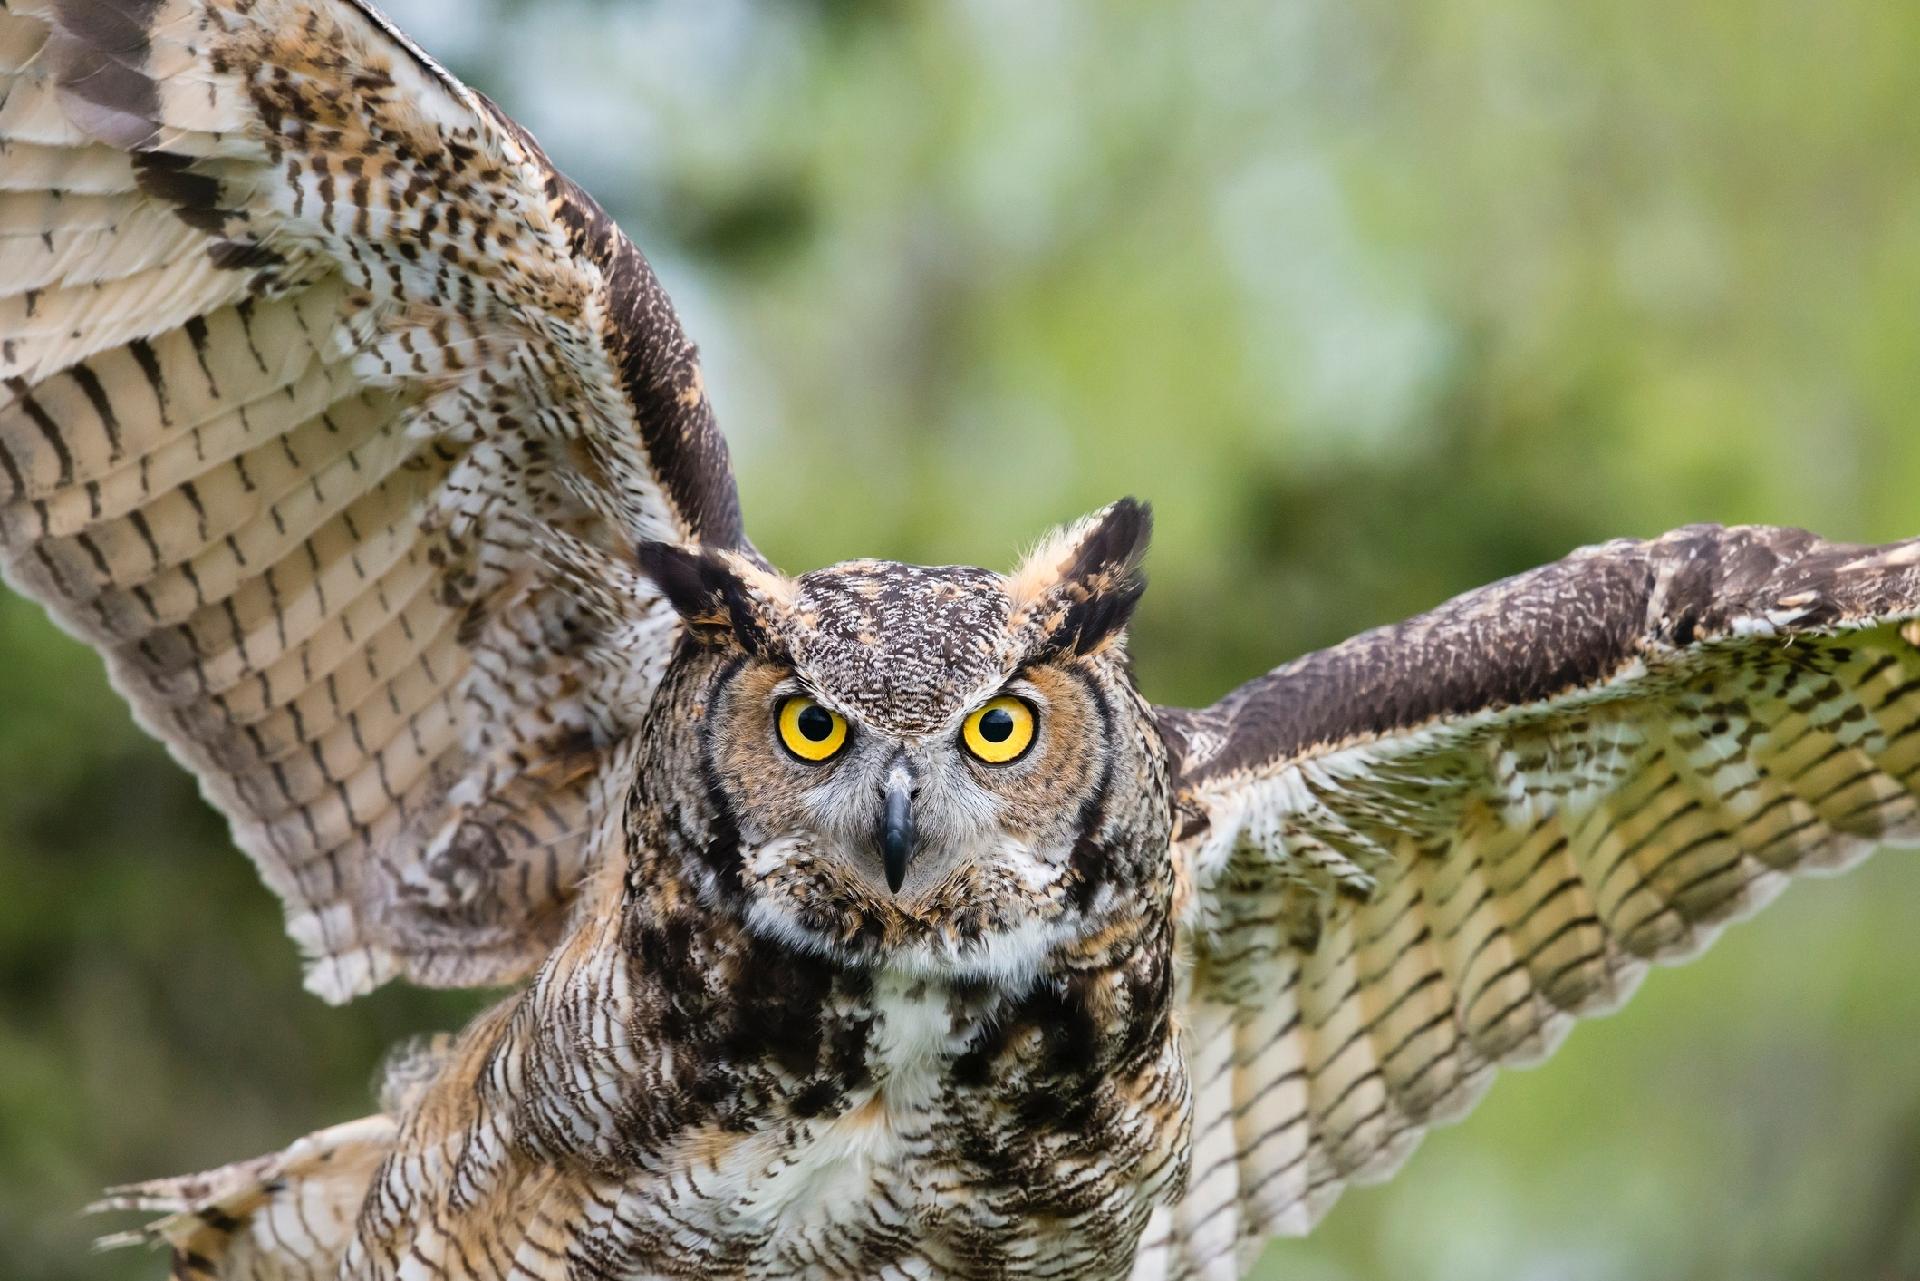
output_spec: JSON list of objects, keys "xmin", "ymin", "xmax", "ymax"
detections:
[{"xmin": 1140, "ymin": 523, "xmax": 1920, "ymax": 1281}]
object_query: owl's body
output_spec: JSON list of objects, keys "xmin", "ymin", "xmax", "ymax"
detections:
[
  {"xmin": 351, "ymin": 871, "xmax": 1186, "ymax": 1280},
  {"xmin": 329, "ymin": 554, "xmax": 1191, "ymax": 1279},
  {"xmin": 9, "ymin": 3, "xmax": 1920, "ymax": 1279}
]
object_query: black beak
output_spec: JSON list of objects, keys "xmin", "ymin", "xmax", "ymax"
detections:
[{"xmin": 881, "ymin": 779, "xmax": 916, "ymax": 894}]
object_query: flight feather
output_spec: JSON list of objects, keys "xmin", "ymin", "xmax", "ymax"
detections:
[
  {"xmin": 1143, "ymin": 524, "xmax": 1920, "ymax": 1277},
  {"xmin": 0, "ymin": 0, "xmax": 745, "ymax": 1001}
]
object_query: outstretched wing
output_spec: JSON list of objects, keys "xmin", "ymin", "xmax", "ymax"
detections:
[
  {"xmin": 0, "ymin": 0, "xmax": 745, "ymax": 1001},
  {"xmin": 1139, "ymin": 524, "xmax": 1920, "ymax": 1280}
]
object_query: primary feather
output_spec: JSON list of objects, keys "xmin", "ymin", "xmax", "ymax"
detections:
[
  {"xmin": 0, "ymin": 0, "xmax": 744, "ymax": 1002},
  {"xmin": 1147, "ymin": 525, "xmax": 1920, "ymax": 1277}
]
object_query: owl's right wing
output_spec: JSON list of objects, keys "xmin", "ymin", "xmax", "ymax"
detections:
[
  {"xmin": 1141, "ymin": 524, "xmax": 1920, "ymax": 1280},
  {"xmin": 0, "ymin": 0, "xmax": 745, "ymax": 1001}
]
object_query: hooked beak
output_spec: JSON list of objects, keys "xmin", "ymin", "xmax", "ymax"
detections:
[{"xmin": 881, "ymin": 768, "xmax": 917, "ymax": 894}]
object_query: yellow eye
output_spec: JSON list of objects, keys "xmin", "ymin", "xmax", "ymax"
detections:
[
  {"xmin": 961, "ymin": 695, "xmax": 1037, "ymax": 764},
  {"xmin": 777, "ymin": 696, "xmax": 848, "ymax": 763}
]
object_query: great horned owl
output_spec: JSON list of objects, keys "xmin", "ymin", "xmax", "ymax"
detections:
[{"xmin": 4, "ymin": 2, "xmax": 1918, "ymax": 1279}]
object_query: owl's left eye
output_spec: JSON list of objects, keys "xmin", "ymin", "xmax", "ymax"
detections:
[
  {"xmin": 777, "ymin": 696, "xmax": 849, "ymax": 763},
  {"xmin": 961, "ymin": 695, "xmax": 1037, "ymax": 764}
]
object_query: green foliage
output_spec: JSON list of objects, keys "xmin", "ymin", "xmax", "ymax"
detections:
[{"xmin": 4, "ymin": 0, "xmax": 1919, "ymax": 1276}]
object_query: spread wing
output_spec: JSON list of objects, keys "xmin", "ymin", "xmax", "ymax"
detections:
[
  {"xmin": 1137, "ymin": 524, "xmax": 1920, "ymax": 1280},
  {"xmin": 0, "ymin": 0, "xmax": 746, "ymax": 1001}
]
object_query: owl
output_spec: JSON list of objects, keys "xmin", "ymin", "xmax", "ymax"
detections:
[{"xmin": 4, "ymin": 2, "xmax": 1920, "ymax": 1279}]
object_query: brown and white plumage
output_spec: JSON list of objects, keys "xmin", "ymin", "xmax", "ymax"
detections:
[
  {"xmin": 0, "ymin": 0, "xmax": 744, "ymax": 1001},
  {"xmin": 5, "ymin": 4, "xmax": 1920, "ymax": 1281},
  {"xmin": 1140, "ymin": 525, "xmax": 1920, "ymax": 1279}
]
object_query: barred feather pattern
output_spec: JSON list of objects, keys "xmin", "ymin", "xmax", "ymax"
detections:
[
  {"xmin": 0, "ymin": 0, "xmax": 741, "ymax": 1000},
  {"xmin": 90, "ymin": 1115, "xmax": 399, "ymax": 1281},
  {"xmin": 1139, "ymin": 527, "xmax": 1920, "ymax": 1279}
]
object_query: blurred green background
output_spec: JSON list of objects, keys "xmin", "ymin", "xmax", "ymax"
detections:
[{"xmin": 4, "ymin": 0, "xmax": 1920, "ymax": 1276}]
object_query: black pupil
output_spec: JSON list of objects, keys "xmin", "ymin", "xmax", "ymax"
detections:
[
  {"xmin": 796, "ymin": 704, "xmax": 835, "ymax": 742},
  {"xmin": 979, "ymin": 707, "xmax": 1016, "ymax": 743}
]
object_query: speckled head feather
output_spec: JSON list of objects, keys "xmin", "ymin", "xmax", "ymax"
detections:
[
  {"xmin": 785, "ymin": 561, "xmax": 1017, "ymax": 734},
  {"xmin": 635, "ymin": 498, "xmax": 1155, "ymax": 734}
]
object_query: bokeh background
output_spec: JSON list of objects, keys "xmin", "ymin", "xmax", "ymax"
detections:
[{"xmin": 4, "ymin": 0, "xmax": 1919, "ymax": 1276}]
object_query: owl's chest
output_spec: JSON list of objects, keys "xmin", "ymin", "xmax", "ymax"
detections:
[
  {"xmin": 631, "ymin": 969, "xmax": 1190, "ymax": 1279},
  {"xmin": 704, "ymin": 975, "xmax": 961, "ymax": 1218}
]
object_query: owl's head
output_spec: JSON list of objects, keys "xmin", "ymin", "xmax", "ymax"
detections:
[{"xmin": 633, "ymin": 499, "xmax": 1172, "ymax": 980}]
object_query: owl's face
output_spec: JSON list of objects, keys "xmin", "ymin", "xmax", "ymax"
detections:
[{"xmin": 636, "ymin": 501, "xmax": 1172, "ymax": 980}]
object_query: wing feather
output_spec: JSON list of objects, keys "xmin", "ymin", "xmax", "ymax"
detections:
[
  {"xmin": 0, "ymin": 0, "xmax": 745, "ymax": 1000},
  {"xmin": 1147, "ymin": 524, "xmax": 1920, "ymax": 1277}
]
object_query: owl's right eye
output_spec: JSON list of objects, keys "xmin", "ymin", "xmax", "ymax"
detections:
[{"xmin": 776, "ymin": 696, "xmax": 849, "ymax": 763}]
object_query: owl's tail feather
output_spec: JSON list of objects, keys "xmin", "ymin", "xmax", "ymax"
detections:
[{"xmin": 89, "ymin": 1114, "xmax": 396, "ymax": 1281}]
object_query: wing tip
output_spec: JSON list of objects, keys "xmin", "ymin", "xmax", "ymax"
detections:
[{"xmin": 301, "ymin": 944, "xmax": 397, "ymax": 1005}]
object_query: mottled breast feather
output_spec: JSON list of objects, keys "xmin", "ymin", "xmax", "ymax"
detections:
[
  {"xmin": 0, "ymin": 0, "xmax": 747, "ymax": 1001},
  {"xmin": 1138, "ymin": 524, "xmax": 1920, "ymax": 1279}
]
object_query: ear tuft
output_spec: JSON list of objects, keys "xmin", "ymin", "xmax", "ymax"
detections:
[
  {"xmin": 635, "ymin": 542, "xmax": 790, "ymax": 654},
  {"xmin": 1009, "ymin": 498, "xmax": 1153, "ymax": 658}
]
